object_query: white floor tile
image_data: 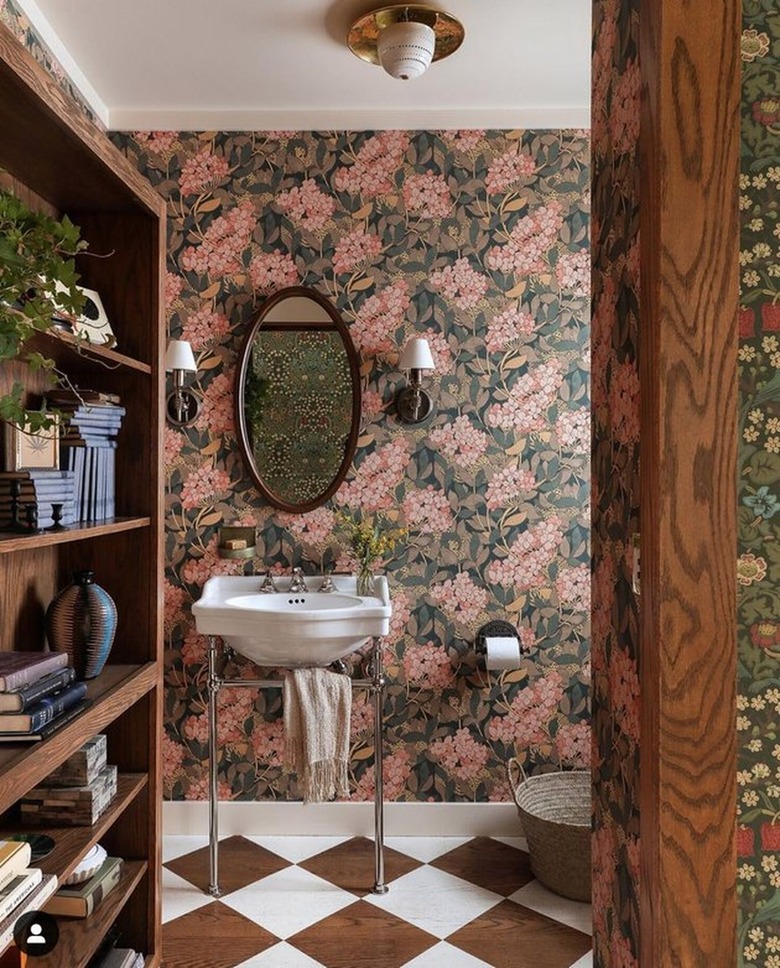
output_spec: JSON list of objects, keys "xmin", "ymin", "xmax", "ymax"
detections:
[
  {"xmin": 569, "ymin": 953, "xmax": 593, "ymax": 968},
  {"xmin": 221, "ymin": 866, "xmax": 356, "ymax": 939},
  {"xmin": 235, "ymin": 942, "xmax": 325, "ymax": 967},
  {"xmin": 384, "ymin": 837, "xmax": 472, "ymax": 863},
  {"xmin": 509, "ymin": 880, "xmax": 592, "ymax": 936},
  {"xmin": 162, "ymin": 867, "xmax": 212, "ymax": 924},
  {"xmin": 364, "ymin": 866, "xmax": 501, "ymax": 939},
  {"xmin": 245, "ymin": 835, "xmax": 351, "ymax": 864},
  {"xmin": 162, "ymin": 835, "xmax": 209, "ymax": 863},
  {"xmin": 401, "ymin": 941, "xmax": 493, "ymax": 967}
]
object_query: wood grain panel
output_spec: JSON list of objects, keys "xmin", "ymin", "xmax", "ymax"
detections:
[{"xmin": 638, "ymin": 0, "xmax": 740, "ymax": 963}]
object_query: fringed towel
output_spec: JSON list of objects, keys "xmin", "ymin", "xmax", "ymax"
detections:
[{"xmin": 284, "ymin": 667, "xmax": 351, "ymax": 804}]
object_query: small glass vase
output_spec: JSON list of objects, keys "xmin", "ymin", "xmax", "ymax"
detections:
[{"xmin": 356, "ymin": 562, "xmax": 375, "ymax": 597}]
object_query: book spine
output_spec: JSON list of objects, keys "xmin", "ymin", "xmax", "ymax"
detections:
[
  {"xmin": 0, "ymin": 875, "xmax": 57, "ymax": 949},
  {"xmin": 25, "ymin": 682, "xmax": 88, "ymax": 732},
  {"xmin": 0, "ymin": 654, "xmax": 68, "ymax": 692},
  {"xmin": 0, "ymin": 870, "xmax": 42, "ymax": 922},
  {"xmin": 0, "ymin": 668, "xmax": 76, "ymax": 712}
]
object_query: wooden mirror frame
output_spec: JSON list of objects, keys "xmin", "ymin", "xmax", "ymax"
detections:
[{"xmin": 235, "ymin": 286, "xmax": 362, "ymax": 513}]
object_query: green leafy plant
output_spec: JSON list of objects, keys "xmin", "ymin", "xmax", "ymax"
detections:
[{"xmin": 0, "ymin": 187, "xmax": 87, "ymax": 430}]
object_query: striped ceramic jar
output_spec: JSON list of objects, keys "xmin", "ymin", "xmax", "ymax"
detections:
[{"xmin": 45, "ymin": 571, "xmax": 117, "ymax": 679}]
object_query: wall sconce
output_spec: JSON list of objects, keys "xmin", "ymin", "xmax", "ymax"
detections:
[
  {"xmin": 165, "ymin": 339, "xmax": 201, "ymax": 427},
  {"xmin": 395, "ymin": 337, "xmax": 436, "ymax": 424},
  {"xmin": 347, "ymin": 5, "xmax": 465, "ymax": 81}
]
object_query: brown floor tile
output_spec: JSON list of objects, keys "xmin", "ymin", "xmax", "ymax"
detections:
[
  {"xmin": 448, "ymin": 900, "xmax": 591, "ymax": 968},
  {"xmin": 165, "ymin": 835, "xmax": 289, "ymax": 894},
  {"xmin": 163, "ymin": 900, "xmax": 278, "ymax": 967},
  {"xmin": 431, "ymin": 837, "xmax": 535, "ymax": 896},
  {"xmin": 288, "ymin": 899, "xmax": 436, "ymax": 968},
  {"xmin": 299, "ymin": 837, "xmax": 421, "ymax": 896}
]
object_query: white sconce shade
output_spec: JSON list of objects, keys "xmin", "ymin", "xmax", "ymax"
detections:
[
  {"xmin": 377, "ymin": 20, "xmax": 436, "ymax": 80},
  {"xmin": 399, "ymin": 337, "xmax": 436, "ymax": 372},
  {"xmin": 165, "ymin": 339, "xmax": 197, "ymax": 373}
]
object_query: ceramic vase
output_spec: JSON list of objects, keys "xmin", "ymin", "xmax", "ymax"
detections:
[{"xmin": 45, "ymin": 570, "xmax": 117, "ymax": 679}]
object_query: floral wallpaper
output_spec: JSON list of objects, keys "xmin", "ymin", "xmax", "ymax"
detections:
[
  {"xmin": 111, "ymin": 128, "xmax": 591, "ymax": 804},
  {"xmin": 0, "ymin": 0, "xmax": 101, "ymax": 126},
  {"xmin": 591, "ymin": 0, "xmax": 641, "ymax": 965},
  {"xmin": 737, "ymin": 4, "xmax": 780, "ymax": 964}
]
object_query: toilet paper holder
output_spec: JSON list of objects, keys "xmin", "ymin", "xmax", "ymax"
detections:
[{"xmin": 475, "ymin": 620, "xmax": 520, "ymax": 655}]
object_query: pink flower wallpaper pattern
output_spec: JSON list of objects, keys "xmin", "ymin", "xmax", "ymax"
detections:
[
  {"xmin": 591, "ymin": 0, "xmax": 641, "ymax": 964},
  {"xmin": 112, "ymin": 127, "xmax": 592, "ymax": 806}
]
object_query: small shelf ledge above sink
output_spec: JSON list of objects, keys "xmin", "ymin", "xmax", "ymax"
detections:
[{"xmin": 192, "ymin": 574, "xmax": 392, "ymax": 667}]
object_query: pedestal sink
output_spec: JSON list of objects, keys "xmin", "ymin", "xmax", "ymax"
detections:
[{"xmin": 192, "ymin": 574, "xmax": 392, "ymax": 667}]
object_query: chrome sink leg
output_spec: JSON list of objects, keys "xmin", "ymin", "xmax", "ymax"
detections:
[
  {"xmin": 371, "ymin": 637, "xmax": 389, "ymax": 895},
  {"xmin": 208, "ymin": 635, "xmax": 221, "ymax": 897}
]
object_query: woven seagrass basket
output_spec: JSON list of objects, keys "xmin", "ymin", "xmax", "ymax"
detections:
[{"xmin": 508, "ymin": 759, "xmax": 591, "ymax": 903}]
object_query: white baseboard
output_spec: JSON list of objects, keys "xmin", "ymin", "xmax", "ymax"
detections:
[{"xmin": 164, "ymin": 801, "xmax": 520, "ymax": 838}]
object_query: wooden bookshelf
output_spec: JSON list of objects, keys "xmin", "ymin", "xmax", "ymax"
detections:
[
  {"xmin": 0, "ymin": 518, "xmax": 151, "ymax": 554},
  {"xmin": 0, "ymin": 18, "xmax": 163, "ymax": 966},
  {"xmin": 35, "ymin": 861, "xmax": 148, "ymax": 968}
]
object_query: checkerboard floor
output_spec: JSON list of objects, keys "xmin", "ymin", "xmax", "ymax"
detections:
[{"xmin": 162, "ymin": 835, "xmax": 592, "ymax": 968}]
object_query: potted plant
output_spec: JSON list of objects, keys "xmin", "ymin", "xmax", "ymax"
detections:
[{"xmin": 0, "ymin": 186, "xmax": 87, "ymax": 431}]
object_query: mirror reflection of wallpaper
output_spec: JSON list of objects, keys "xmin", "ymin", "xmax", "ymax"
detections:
[{"xmin": 247, "ymin": 330, "xmax": 353, "ymax": 504}]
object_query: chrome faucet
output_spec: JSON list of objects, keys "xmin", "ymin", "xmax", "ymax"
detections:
[
  {"xmin": 289, "ymin": 567, "xmax": 308, "ymax": 593},
  {"xmin": 259, "ymin": 572, "xmax": 277, "ymax": 593}
]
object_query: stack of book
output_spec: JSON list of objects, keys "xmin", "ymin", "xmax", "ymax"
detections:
[
  {"xmin": 0, "ymin": 840, "xmax": 57, "ymax": 955},
  {"xmin": 0, "ymin": 653, "xmax": 88, "ymax": 742},
  {"xmin": 54, "ymin": 394, "xmax": 125, "ymax": 523},
  {"xmin": 20, "ymin": 734, "xmax": 117, "ymax": 827},
  {"xmin": 0, "ymin": 470, "xmax": 77, "ymax": 529}
]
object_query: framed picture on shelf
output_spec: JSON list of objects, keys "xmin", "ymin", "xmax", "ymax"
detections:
[
  {"xmin": 4, "ymin": 416, "xmax": 60, "ymax": 471},
  {"xmin": 51, "ymin": 282, "xmax": 116, "ymax": 348}
]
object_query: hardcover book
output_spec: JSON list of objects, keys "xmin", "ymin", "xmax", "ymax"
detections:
[
  {"xmin": 0, "ymin": 874, "xmax": 57, "ymax": 952},
  {"xmin": 44, "ymin": 856, "xmax": 122, "ymax": 918},
  {"xmin": 0, "ymin": 681, "xmax": 87, "ymax": 732},
  {"xmin": 0, "ymin": 668, "xmax": 77, "ymax": 713},
  {"xmin": 0, "ymin": 653, "xmax": 69, "ymax": 693},
  {"xmin": 0, "ymin": 699, "xmax": 92, "ymax": 743},
  {"xmin": 0, "ymin": 869, "xmax": 42, "ymax": 923},
  {"xmin": 0, "ymin": 843, "xmax": 31, "ymax": 892}
]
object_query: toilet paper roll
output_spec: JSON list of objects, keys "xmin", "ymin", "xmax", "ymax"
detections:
[{"xmin": 484, "ymin": 636, "xmax": 522, "ymax": 671}]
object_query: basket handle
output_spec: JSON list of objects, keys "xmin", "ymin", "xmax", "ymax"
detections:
[{"xmin": 506, "ymin": 757, "xmax": 528, "ymax": 802}]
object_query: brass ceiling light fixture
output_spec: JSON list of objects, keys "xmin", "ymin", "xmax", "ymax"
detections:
[{"xmin": 347, "ymin": 5, "xmax": 465, "ymax": 81}]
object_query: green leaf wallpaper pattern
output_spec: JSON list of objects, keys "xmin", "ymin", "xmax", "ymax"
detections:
[
  {"xmin": 112, "ymin": 127, "xmax": 592, "ymax": 808},
  {"xmin": 738, "ymin": 3, "xmax": 780, "ymax": 965}
]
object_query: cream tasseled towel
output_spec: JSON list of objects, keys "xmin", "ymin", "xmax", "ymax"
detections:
[{"xmin": 284, "ymin": 667, "xmax": 351, "ymax": 804}]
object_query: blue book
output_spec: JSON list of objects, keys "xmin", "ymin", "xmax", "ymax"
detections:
[{"xmin": 0, "ymin": 681, "xmax": 88, "ymax": 732}]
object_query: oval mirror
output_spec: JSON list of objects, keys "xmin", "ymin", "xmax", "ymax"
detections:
[{"xmin": 235, "ymin": 286, "xmax": 361, "ymax": 512}]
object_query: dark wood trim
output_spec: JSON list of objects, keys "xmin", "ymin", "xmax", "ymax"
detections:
[
  {"xmin": 235, "ymin": 286, "xmax": 363, "ymax": 514},
  {"xmin": 638, "ymin": 0, "xmax": 740, "ymax": 963}
]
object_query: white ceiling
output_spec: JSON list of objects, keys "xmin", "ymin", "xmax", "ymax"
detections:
[{"xmin": 18, "ymin": 0, "xmax": 591, "ymax": 131}]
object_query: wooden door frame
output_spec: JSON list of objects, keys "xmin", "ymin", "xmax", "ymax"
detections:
[{"xmin": 636, "ymin": 0, "xmax": 740, "ymax": 963}]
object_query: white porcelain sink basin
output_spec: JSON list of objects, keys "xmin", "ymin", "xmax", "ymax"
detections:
[{"xmin": 192, "ymin": 575, "xmax": 392, "ymax": 667}]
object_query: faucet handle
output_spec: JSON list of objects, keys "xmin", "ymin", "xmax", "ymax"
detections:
[{"xmin": 259, "ymin": 572, "xmax": 277, "ymax": 593}]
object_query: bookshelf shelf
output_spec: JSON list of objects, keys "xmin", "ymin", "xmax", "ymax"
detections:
[
  {"xmin": 0, "ymin": 666, "xmax": 157, "ymax": 815},
  {"xmin": 26, "ymin": 330, "xmax": 152, "ymax": 376},
  {"xmin": 0, "ymin": 517, "xmax": 151, "ymax": 555},
  {"xmin": 0, "ymin": 16, "xmax": 163, "ymax": 964},
  {"xmin": 35, "ymin": 860, "xmax": 147, "ymax": 968},
  {"xmin": 0, "ymin": 773, "xmax": 147, "ymax": 885}
]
